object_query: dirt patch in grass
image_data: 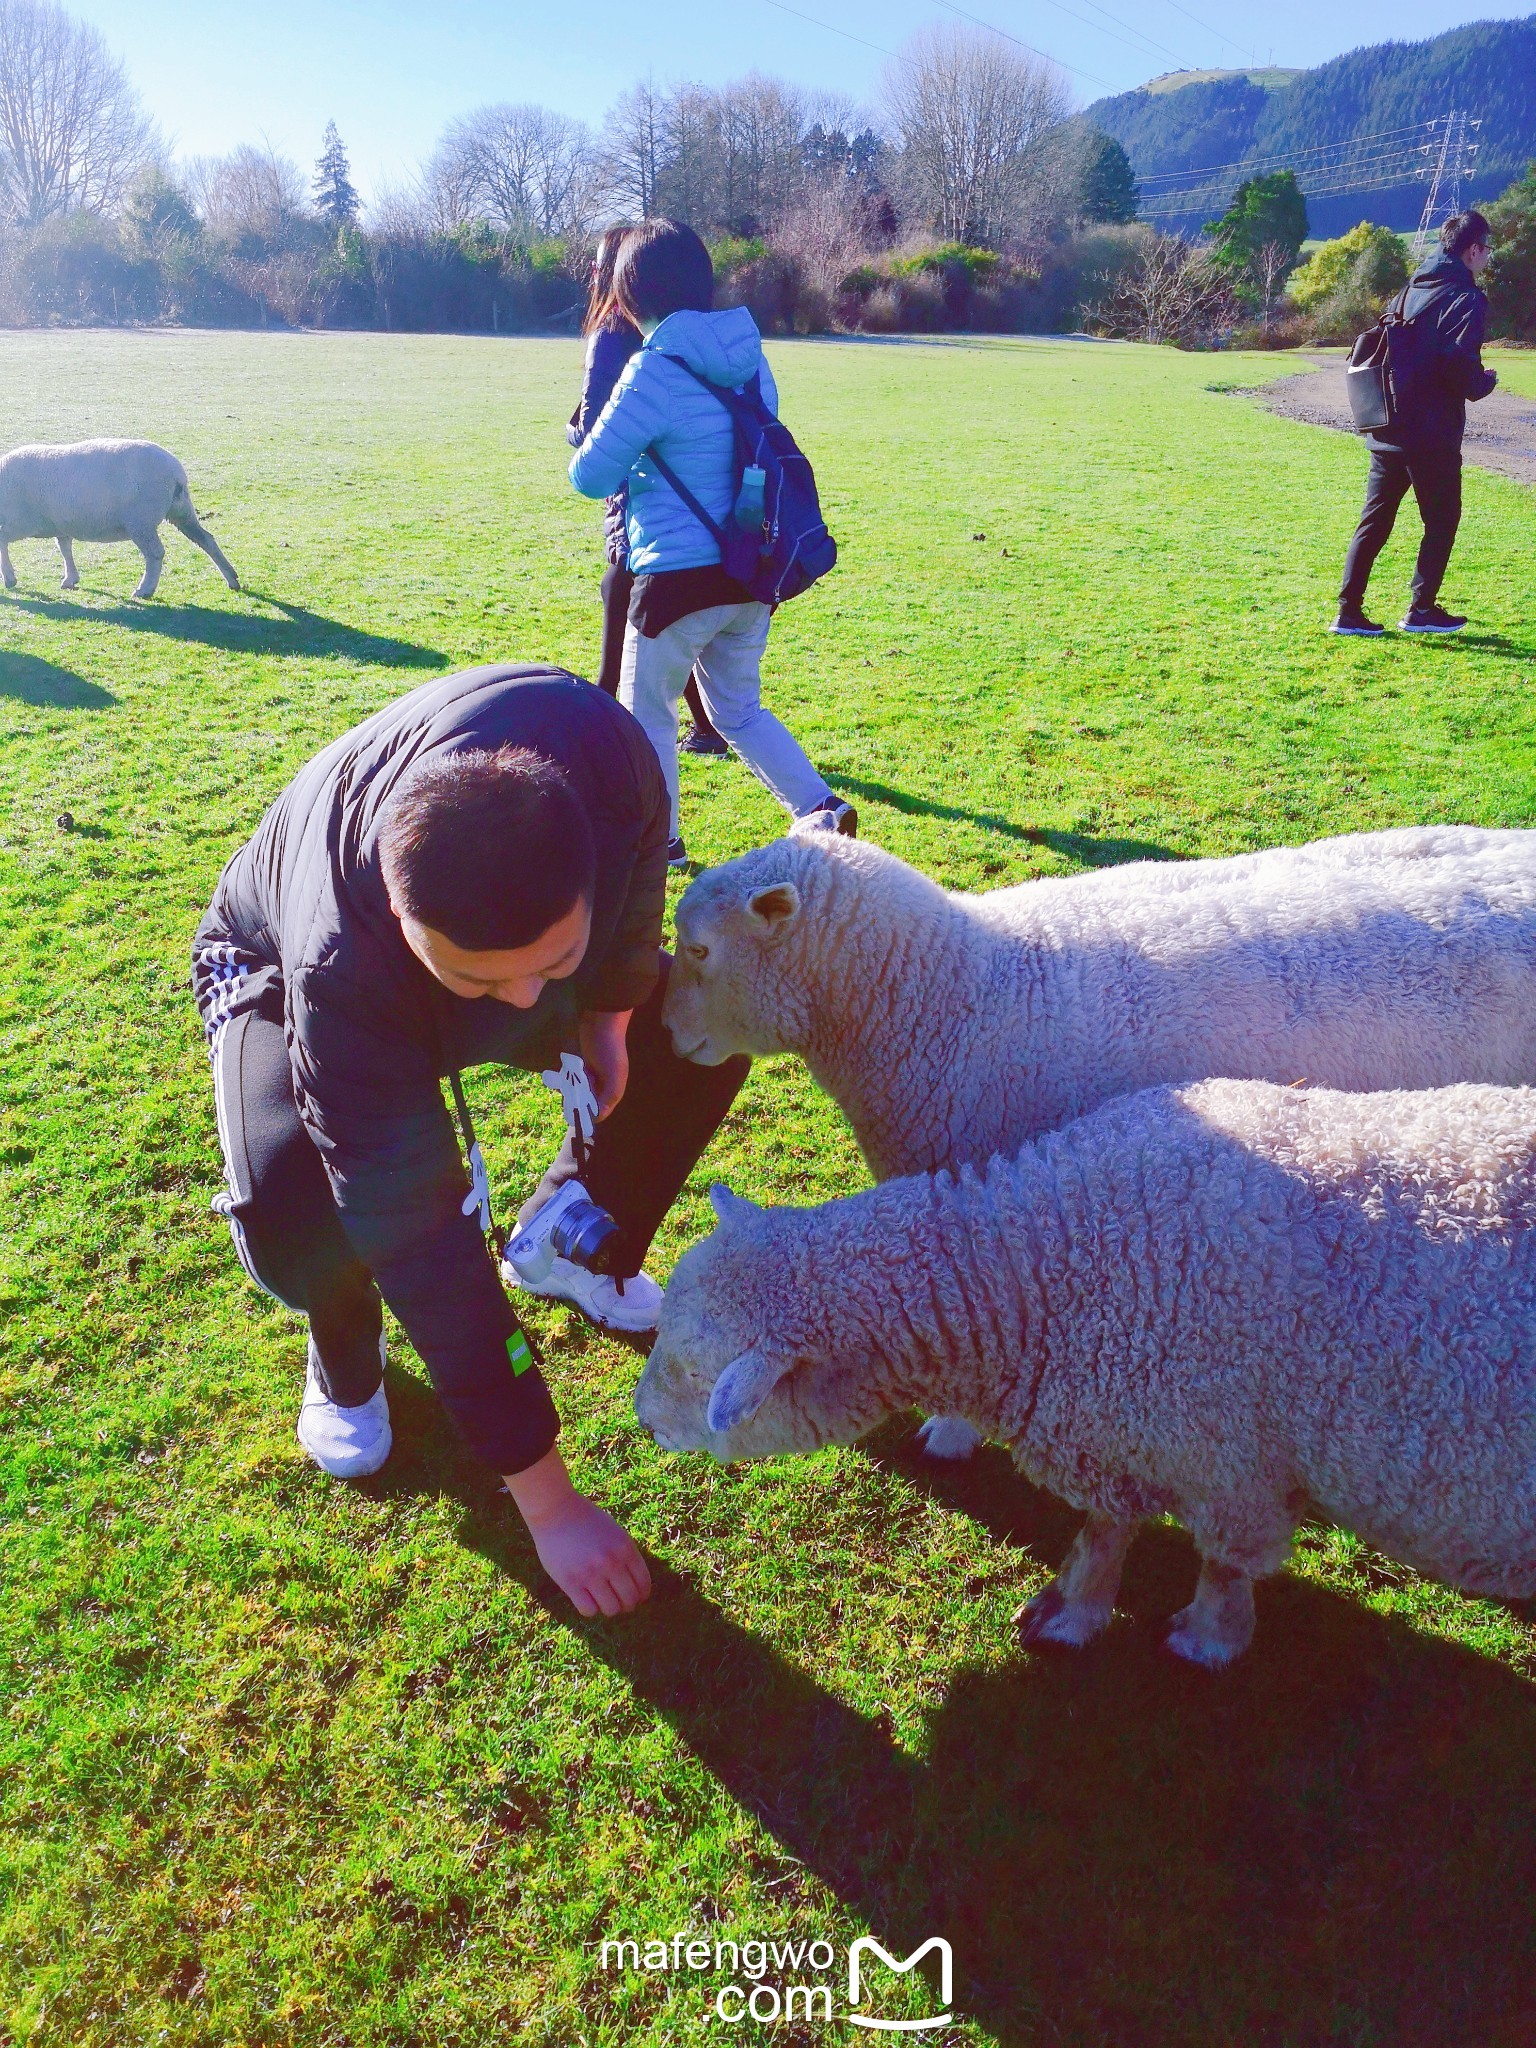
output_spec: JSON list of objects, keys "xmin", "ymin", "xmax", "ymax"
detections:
[{"xmin": 1255, "ymin": 358, "xmax": 1536, "ymax": 484}]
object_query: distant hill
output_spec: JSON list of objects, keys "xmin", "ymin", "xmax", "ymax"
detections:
[{"xmin": 1085, "ymin": 16, "xmax": 1536, "ymax": 237}]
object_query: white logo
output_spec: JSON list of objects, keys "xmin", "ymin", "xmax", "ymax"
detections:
[{"xmin": 846, "ymin": 1937, "xmax": 953, "ymax": 2032}]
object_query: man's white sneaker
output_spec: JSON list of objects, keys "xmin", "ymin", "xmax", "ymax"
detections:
[
  {"xmin": 501, "ymin": 1250, "xmax": 663, "ymax": 1335},
  {"xmin": 296, "ymin": 1337, "xmax": 392, "ymax": 1478}
]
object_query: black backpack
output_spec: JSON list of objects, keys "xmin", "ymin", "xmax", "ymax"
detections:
[
  {"xmin": 645, "ymin": 357, "xmax": 837, "ymax": 606},
  {"xmin": 1345, "ymin": 284, "xmax": 1451, "ymax": 434}
]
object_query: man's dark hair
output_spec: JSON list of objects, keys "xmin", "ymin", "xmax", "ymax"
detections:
[
  {"xmin": 378, "ymin": 745, "xmax": 596, "ymax": 952},
  {"xmin": 1442, "ymin": 210, "xmax": 1491, "ymax": 259},
  {"xmin": 613, "ymin": 218, "xmax": 714, "ymax": 327}
]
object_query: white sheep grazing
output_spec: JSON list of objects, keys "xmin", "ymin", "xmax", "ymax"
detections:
[
  {"xmin": 664, "ymin": 823, "xmax": 1536, "ymax": 1459},
  {"xmin": 0, "ymin": 440, "xmax": 240, "ymax": 600},
  {"xmin": 636, "ymin": 1079, "xmax": 1536, "ymax": 1667}
]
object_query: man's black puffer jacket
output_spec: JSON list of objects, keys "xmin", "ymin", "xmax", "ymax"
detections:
[
  {"xmin": 1370, "ymin": 250, "xmax": 1498, "ymax": 453},
  {"xmin": 192, "ymin": 666, "xmax": 669, "ymax": 1473}
]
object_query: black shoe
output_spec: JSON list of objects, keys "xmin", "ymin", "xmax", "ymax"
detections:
[
  {"xmin": 1330, "ymin": 606, "xmax": 1385, "ymax": 636},
  {"xmin": 679, "ymin": 722, "xmax": 729, "ymax": 756},
  {"xmin": 1400, "ymin": 604, "xmax": 1467, "ymax": 633},
  {"xmin": 811, "ymin": 796, "xmax": 858, "ymax": 837},
  {"xmin": 666, "ymin": 836, "xmax": 689, "ymax": 870}
]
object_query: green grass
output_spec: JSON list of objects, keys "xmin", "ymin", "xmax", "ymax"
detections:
[{"xmin": 3, "ymin": 329, "xmax": 1536, "ymax": 2048}]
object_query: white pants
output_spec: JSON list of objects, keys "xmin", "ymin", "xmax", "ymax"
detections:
[{"xmin": 620, "ymin": 601, "xmax": 832, "ymax": 840}]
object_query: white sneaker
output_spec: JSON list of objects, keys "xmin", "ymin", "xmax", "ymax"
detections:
[
  {"xmin": 296, "ymin": 1336, "xmax": 392, "ymax": 1478},
  {"xmin": 501, "ymin": 1249, "xmax": 663, "ymax": 1335}
]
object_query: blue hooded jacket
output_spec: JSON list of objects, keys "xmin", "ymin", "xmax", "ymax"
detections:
[{"xmin": 569, "ymin": 307, "xmax": 779, "ymax": 576}]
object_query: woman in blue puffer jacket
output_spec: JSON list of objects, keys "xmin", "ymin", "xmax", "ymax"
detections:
[
  {"xmin": 569, "ymin": 228, "xmax": 724, "ymax": 753},
  {"xmin": 569, "ymin": 219, "xmax": 854, "ymax": 866}
]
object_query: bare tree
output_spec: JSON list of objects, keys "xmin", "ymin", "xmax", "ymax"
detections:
[
  {"xmin": 598, "ymin": 73, "xmax": 808, "ymax": 235},
  {"xmin": 434, "ymin": 102, "xmax": 597, "ymax": 236},
  {"xmin": 1084, "ymin": 232, "xmax": 1237, "ymax": 346},
  {"xmin": 882, "ymin": 23, "xmax": 1069, "ymax": 249},
  {"xmin": 0, "ymin": 0, "xmax": 154, "ymax": 225},
  {"xmin": 713, "ymin": 73, "xmax": 804, "ymax": 227},
  {"xmin": 188, "ymin": 144, "xmax": 309, "ymax": 245},
  {"xmin": 1253, "ymin": 238, "xmax": 1291, "ymax": 324},
  {"xmin": 600, "ymin": 80, "xmax": 665, "ymax": 220}
]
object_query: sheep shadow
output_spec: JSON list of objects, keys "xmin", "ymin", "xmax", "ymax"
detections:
[
  {"xmin": 3, "ymin": 591, "xmax": 445, "ymax": 669},
  {"xmin": 833, "ymin": 774, "xmax": 1180, "ymax": 868},
  {"xmin": 0, "ymin": 650, "xmax": 115, "ymax": 708},
  {"xmin": 374, "ymin": 1373, "xmax": 1536, "ymax": 2048}
]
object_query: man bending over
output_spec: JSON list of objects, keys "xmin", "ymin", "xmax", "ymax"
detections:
[{"xmin": 192, "ymin": 664, "xmax": 747, "ymax": 1615}]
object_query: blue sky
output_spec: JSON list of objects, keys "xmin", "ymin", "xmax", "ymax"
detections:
[{"xmin": 71, "ymin": 0, "xmax": 1515, "ymax": 202}]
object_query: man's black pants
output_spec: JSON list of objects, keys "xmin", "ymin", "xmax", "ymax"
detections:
[
  {"xmin": 209, "ymin": 958, "xmax": 748, "ymax": 1406},
  {"xmin": 1339, "ymin": 443, "xmax": 1462, "ymax": 611}
]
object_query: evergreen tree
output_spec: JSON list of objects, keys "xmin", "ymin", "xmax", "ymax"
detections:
[
  {"xmin": 1487, "ymin": 160, "xmax": 1536, "ymax": 343},
  {"xmin": 1205, "ymin": 169, "xmax": 1307, "ymax": 286},
  {"xmin": 313, "ymin": 121, "xmax": 359, "ymax": 228},
  {"xmin": 1077, "ymin": 129, "xmax": 1137, "ymax": 223}
]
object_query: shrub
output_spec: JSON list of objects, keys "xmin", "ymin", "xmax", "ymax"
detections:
[{"xmin": 1288, "ymin": 223, "xmax": 1408, "ymax": 314}]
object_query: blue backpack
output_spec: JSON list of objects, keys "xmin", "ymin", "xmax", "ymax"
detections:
[{"xmin": 646, "ymin": 356, "xmax": 837, "ymax": 605}]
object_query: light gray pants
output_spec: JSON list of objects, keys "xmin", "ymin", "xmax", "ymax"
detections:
[{"xmin": 620, "ymin": 601, "xmax": 832, "ymax": 840}]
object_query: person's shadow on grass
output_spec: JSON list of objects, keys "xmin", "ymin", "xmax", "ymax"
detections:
[
  {"xmin": 832, "ymin": 774, "xmax": 1180, "ymax": 868},
  {"xmin": 0, "ymin": 650, "xmax": 115, "ymax": 708},
  {"xmin": 376, "ymin": 1373, "xmax": 1536, "ymax": 2047},
  {"xmin": 3, "ymin": 590, "xmax": 445, "ymax": 670}
]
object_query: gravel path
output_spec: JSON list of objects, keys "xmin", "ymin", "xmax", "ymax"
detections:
[{"xmin": 1256, "ymin": 360, "xmax": 1536, "ymax": 484}]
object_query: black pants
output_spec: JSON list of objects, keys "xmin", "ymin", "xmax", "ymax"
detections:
[
  {"xmin": 209, "ymin": 958, "xmax": 748, "ymax": 1406},
  {"xmin": 599, "ymin": 561, "xmax": 721, "ymax": 742},
  {"xmin": 1339, "ymin": 443, "xmax": 1463, "ymax": 610}
]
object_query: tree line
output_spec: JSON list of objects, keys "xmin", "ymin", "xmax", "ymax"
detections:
[{"xmin": 0, "ymin": 0, "xmax": 1144, "ymax": 332}]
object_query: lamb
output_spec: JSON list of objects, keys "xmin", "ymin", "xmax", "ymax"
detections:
[
  {"xmin": 664, "ymin": 822, "xmax": 1536, "ymax": 1458},
  {"xmin": 635, "ymin": 1079, "xmax": 1536, "ymax": 1667},
  {"xmin": 0, "ymin": 440, "xmax": 240, "ymax": 600}
]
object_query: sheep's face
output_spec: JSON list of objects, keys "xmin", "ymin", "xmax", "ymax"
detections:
[
  {"xmin": 635, "ymin": 1186, "xmax": 898, "ymax": 1463},
  {"xmin": 664, "ymin": 847, "xmax": 817, "ymax": 1065}
]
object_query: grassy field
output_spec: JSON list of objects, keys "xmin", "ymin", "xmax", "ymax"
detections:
[{"xmin": 2, "ymin": 328, "xmax": 1536, "ymax": 2048}]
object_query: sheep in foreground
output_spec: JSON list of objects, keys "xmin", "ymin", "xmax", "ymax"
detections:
[
  {"xmin": 0, "ymin": 440, "xmax": 239, "ymax": 600},
  {"xmin": 664, "ymin": 823, "xmax": 1536, "ymax": 1459},
  {"xmin": 636, "ymin": 1079, "xmax": 1536, "ymax": 1667}
]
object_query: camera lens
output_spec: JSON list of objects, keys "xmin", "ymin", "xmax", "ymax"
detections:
[{"xmin": 549, "ymin": 1195, "xmax": 625, "ymax": 1276}]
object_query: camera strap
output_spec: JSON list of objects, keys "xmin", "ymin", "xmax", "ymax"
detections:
[{"xmin": 448, "ymin": 1069, "xmax": 504, "ymax": 1259}]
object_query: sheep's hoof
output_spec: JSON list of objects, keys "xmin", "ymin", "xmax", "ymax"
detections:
[
  {"xmin": 916, "ymin": 1415, "xmax": 980, "ymax": 1461},
  {"xmin": 1163, "ymin": 1612, "xmax": 1244, "ymax": 1670},
  {"xmin": 224, "ymin": 574, "xmax": 240, "ymax": 590},
  {"xmin": 1014, "ymin": 1584, "xmax": 1108, "ymax": 1649},
  {"xmin": 60, "ymin": 576, "xmax": 78, "ymax": 592}
]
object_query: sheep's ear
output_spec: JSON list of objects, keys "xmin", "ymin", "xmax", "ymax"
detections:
[
  {"xmin": 706, "ymin": 1348, "xmax": 793, "ymax": 1433},
  {"xmin": 709, "ymin": 1183, "xmax": 763, "ymax": 1226},
  {"xmin": 745, "ymin": 881, "xmax": 800, "ymax": 934}
]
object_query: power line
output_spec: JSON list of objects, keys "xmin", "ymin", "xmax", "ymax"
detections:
[
  {"xmin": 993, "ymin": 0, "xmax": 1194, "ymax": 72},
  {"xmin": 1142, "ymin": 143, "xmax": 1439, "ymax": 198},
  {"xmin": 1135, "ymin": 118, "xmax": 1434, "ymax": 184},
  {"xmin": 757, "ymin": 0, "xmax": 1116, "ymax": 92},
  {"xmin": 1153, "ymin": 0, "xmax": 1261, "ymax": 67},
  {"xmin": 930, "ymin": 0, "xmax": 1118, "ymax": 90},
  {"xmin": 756, "ymin": 0, "xmax": 900, "ymax": 62}
]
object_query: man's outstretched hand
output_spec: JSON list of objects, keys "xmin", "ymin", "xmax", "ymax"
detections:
[{"xmin": 506, "ymin": 1445, "xmax": 652, "ymax": 1616}]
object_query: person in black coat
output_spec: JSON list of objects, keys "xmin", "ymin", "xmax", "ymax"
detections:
[
  {"xmin": 1333, "ymin": 211, "xmax": 1498, "ymax": 636},
  {"xmin": 572, "ymin": 227, "xmax": 726, "ymax": 753},
  {"xmin": 191, "ymin": 666, "xmax": 748, "ymax": 1616}
]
